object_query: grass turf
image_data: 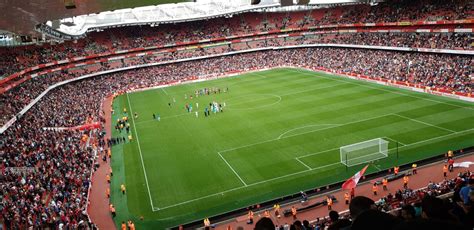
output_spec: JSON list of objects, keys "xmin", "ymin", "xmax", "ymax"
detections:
[{"xmin": 109, "ymin": 67, "xmax": 474, "ymax": 229}]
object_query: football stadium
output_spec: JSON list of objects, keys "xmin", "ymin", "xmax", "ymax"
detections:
[{"xmin": 1, "ymin": 0, "xmax": 473, "ymax": 229}]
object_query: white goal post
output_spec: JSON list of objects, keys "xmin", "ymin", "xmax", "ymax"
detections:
[{"xmin": 340, "ymin": 138, "xmax": 389, "ymax": 167}]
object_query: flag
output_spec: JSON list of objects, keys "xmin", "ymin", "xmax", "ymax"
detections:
[{"xmin": 342, "ymin": 164, "xmax": 369, "ymax": 190}]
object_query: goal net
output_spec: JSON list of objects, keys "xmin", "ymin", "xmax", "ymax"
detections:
[{"xmin": 340, "ymin": 138, "xmax": 389, "ymax": 167}]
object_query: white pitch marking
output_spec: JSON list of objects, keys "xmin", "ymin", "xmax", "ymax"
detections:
[
  {"xmin": 279, "ymin": 82, "xmax": 347, "ymax": 97},
  {"xmin": 289, "ymin": 68, "xmax": 474, "ymax": 111},
  {"xmin": 135, "ymin": 113, "xmax": 189, "ymax": 125},
  {"xmin": 226, "ymin": 94, "xmax": 282, "ymax": 110},
  {"xmin": 372, "ymin": 164, "xmax": 382, "ymax": 171},
  {"xmin": 126, "ymin": 93, "xmax": 156, "ymax": 211},
  {"xmin": 218, "ymin": 152, "xmax": 248, "ymax": 186},
  {"xmin": 226, "ymin": 82, "xmax": 347, "ymax": 109},
  {"xmin": 154, "ymin": 162, "xmax": 341, "ymax": 211},
  {"xmin": 219, "ymin": 113, "xmax": 394, "ymax": 154},
  {"xmin": 299, "ymin": 128, "xmax": 473, "ymax": 161},
  {"xmin": 297, "ymin": 147, "xmax": 340, "ymax": 159},
  {"xmin": 278, "ymin": 124, "xmax": 340, "ymax": 139},
  {"xmin": 295, "ymin": 158, "xmax": 312, "ymax": 170},
  {"xmin": 148, "ymin": 68, "xmax": 474, "ymax": 211},
  {"xmin": 153, "ymin": 128, "xmax": 473, "ymax": 211},
  {"xmin": 393, "ymin": 113, "xmax": 456, "ymax": 133},
  {"xmin": 382, "ymin": 136, "xmax": 407, "ymax": 146},
  {"xmin": 251, "ymin": 72, "xmax": 267, "ymax": 78}
]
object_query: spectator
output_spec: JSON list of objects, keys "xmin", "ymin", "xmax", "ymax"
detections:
[
  {"xmin": 328, "ymin": 210, "xmax": 351, "ymax": 230},
  {"xmin": 400, "ymin": 204, "xmax": 416, "ymax": 220},
  {"xmin": 459, "ymin": 178, "xmax": 474, "ymax": 205},
  {"xmin": 351, "ymin": 209, "xmax": 400, "ymax": 230},
  {"xmin": 349, "ymin": 196, "xmax": 376, "ymax": 219},
  {"xmin": 421, "ymin": 196, "xmax": 458, "ymax": 222},
  {"xmin": 254, "ymin": 217, "xmax": 275, "ymax": 230}
]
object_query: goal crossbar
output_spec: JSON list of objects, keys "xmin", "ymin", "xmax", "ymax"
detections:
[{"xmin": 340, "ymin": 138, "xmax": 389, "ymax": 167}]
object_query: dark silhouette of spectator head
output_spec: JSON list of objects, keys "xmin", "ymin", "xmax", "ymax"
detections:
[
  {"xmin": 349, "ymin": 196, "xmax": 376, "ymax": 219},
  {"xmin": 291, "ymin": 220, "xmax": 303, "ymax": 230},
  {"xmin": 329, "ymin": 210, "xmax": 339, "ymax": 222},
  {"xmin": 302, "ymin": 220, "xmax": 310, "ymax": 229},
  {"xmin": 328, "ymin": 215, "xmax": 352, "ymax": 230},
  {"xmin": 254, "ymin": 217, "xmax": 275, "ymax": 230},
  {"xmin": 400, "ymin": 204, "xmax": 416, "ymax": 220},
  {"xmin": 469, "ymin": 178, "xmax": 474, "ymax": 186},
  {"xmin": 352, "ymin": 209, "xmax": 400, "ymax": 230},
  {"xmin": 421, "ymin": 196, "xmax": 455, "ymax": 221},
  {"xmin": 393, "ymin": 219, "xmax": 470, "ymax": 230}
]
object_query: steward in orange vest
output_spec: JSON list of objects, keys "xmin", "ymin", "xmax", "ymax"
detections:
[
  {"xmin": 327, "ymin": 196, "xmax": 333, "ymax": 210},
  {"xmin": 443, "ymin": 165, "xmax": 448, "ymax": 177},
  {"xmin": 382, "ymin": 178, "xmax": 388, "ymax": 191},
  {"xmin": 412, "ymin": 163, "xmax": 417, "ymax": 175},
  {"xmin": 291, "ymin": 206, "xmax": 297, "ymax": 219},
  {"xmin": 403, "ymin": 175, "xmax": 409, "ymax": 189},
  {"xmin": 247, "ymin": 210, "xmax": 254, "ymax": 224}
]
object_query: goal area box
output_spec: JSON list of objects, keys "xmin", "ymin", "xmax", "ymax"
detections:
[{"xmin": 340, "ymin": 138, "xmax": 389, "ymax": 167}]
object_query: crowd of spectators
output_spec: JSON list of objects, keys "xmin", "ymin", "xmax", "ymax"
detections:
[
  {"xmin": 1, "ymin": 0, "xmax": 472, "ymax": 76},
  {"xmin": 1, "ymin": 1, "xmax": 473, "ymax": 227},
  {"xmin": 2, "ymin": 30, "xmax": 473, "ymax": 126},
  {"xmin": 1, "ymin": 40, "xmax": 472, "ymax": 127},
  {"xmin": 316, "ymin": 32, "xmax": 473, "ymax": 50},
  {"xmin": 1, "ymin": 48, "xmax": 472, "ymax": 228},
  {"xmin": 256, "ymin": 170, "xmax": 473, "ymax": 230}
]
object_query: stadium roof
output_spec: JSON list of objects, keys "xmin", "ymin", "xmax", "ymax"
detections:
[
  {"xmin": 0, "ymin": 0, "xmax": 366, "ymax": 38},
  {"xmin": 0, "ymin": 0, "xmax": 192, "ymax": 36}
]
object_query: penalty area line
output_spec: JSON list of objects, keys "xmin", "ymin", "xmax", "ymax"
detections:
[
  {"xmin": 382, "ymin": 136, "xmax": 407, "ymax": 146},
  {"xmin": 392, "ymin": 113, "xmax": 456, "ymax": 133},
  {"xmin": 278, "ymin": 124, "xmax": 340, "ymax": 140},
  {"xmin": 153, "ymin": 127, "xmax": 473, "ymax": 212},
  {"xmin": 295, "ymin": 158, "xmax": 312, "ymax": 170},
  {"xmin": 219, "ymin": 113, "xmax": 394, "ymax": 154},
  {"xmin": 153, "ymin": 161, "xmax": 342, "ymax": 212},
  {"xmin": 371, "ymin": 163, "xmax": 382, "ymax": 171},
  {"xmin": 218, "ymin": 152, "xmax": 248, "ymax": 186}
]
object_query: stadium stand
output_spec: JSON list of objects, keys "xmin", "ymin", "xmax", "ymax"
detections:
[
  {"xmin": 267, "ymin": 170, "xmax": 474, "ymax": 230},
  {"xmin": 1, "ymin": 0, "xmax": 473, "ymax": 228},
  {"xmin": 2, "ymin": 43, "xmax": 472, "ymax": 126},
  {"xmin": 2, "ymin": 47, "xmax": 473, "ymax": 228},
  {"xmin": 1, "ymin": 0, "xmax": 472, "ymax": 76}
]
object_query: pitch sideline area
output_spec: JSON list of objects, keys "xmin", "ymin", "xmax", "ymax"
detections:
[{"xmin": 112, "ymin": 67, "xmax": 474, "ymax": 228}]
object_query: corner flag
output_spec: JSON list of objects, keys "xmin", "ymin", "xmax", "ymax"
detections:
[{"xmin": 342, "ymin": 164, "xmax": 369, "ymax": 190}]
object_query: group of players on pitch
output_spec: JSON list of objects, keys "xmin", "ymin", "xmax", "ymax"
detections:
[
  {"xmin": 152, "ymin": 86, "xmax": 229, "ymax": 120},
  {"xmin": 113, "ymin": 86, "xmax": 229, "ymax": 144},
  {"xmin": 113, "ymin": 109, "xmax": 134, "ymax": 143}
]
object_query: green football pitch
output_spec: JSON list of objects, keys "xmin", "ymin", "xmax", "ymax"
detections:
[{"xmin": 109, "ymin": 67, "xmax": 474, "ymax": 229}]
